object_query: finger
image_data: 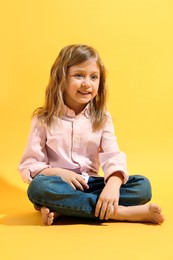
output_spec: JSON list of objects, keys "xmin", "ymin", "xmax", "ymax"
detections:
[
  {"xmin": 61, "ymin": 177, "xmax": 77, "ymax": 190},
  {"xmin": 69, "ymin": 182, "xmax": 76, "ymax": 190},
  {"xmin": 113, "ymin": 203, "xmax": 118, "ymax": 216},
  {"xmin": 72, "ymin": 178, "xmax": 85, "ymax": 191},
  {"xmin": 76, "ymin": 177, "xmax": 89, "ymax": 190},
  {"xmin": 105, "ymin": 203, "xmax": 114, "ymax": 220},
  {"xmin": 95, "ymin": 199, "xmax": 102, "ymax": 217},
  {"xmin": 99, "ymin": 202, "xmax": 108, "ymax": 220}
]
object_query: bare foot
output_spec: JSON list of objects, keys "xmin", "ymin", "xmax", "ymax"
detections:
[
  {"xmin": 112, "ymin": 203, "xmax": 165, "ymax": 224},
  {"xmin": 41, "ymin": 207, "xmax": 60, "ymax": 225}
]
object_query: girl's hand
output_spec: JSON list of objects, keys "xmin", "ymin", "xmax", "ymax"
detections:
[
  {"xmin": 95, "ymin": 172, "xmax": 123, "ymax": 220},
  {"xmin": 60, "ymin": 171, "xmax": 89, "ymax": 191},
  {"xmin": 40, "ymin": 168, "xmax": 89, "ymax": 191},
  {"xmin": 95, "ymin": 184, "xmax": 120, "ymax": 220}
]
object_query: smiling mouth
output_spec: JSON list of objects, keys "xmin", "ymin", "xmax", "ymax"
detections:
[{"xmin": 78, "ymin": 91, "xmax": 91, "ymax": 95}]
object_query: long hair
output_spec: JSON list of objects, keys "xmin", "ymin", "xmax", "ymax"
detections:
[{"xmin": 33, "ymin": 44, "xmax": 107, "ymax": 131}]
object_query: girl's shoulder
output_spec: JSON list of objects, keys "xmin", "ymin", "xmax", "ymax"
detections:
[
  {"xmin": 31, "ymin": 116, "xmax": 47, "ymax": 130},
  {"xmin": 103, "ymin": 110, "xmax": 115, "ymax": 129},
  {"xmin": 105, "ymin": 110, "xmax": 113, "ymax": 120}
]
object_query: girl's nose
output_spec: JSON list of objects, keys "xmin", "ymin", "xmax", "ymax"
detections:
[{"xmin": 81, "ymin": 77, "xmax": 90, "ymax": 87}]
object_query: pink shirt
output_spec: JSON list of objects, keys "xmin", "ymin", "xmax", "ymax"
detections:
[{"xmin": 18, "ymin": 106, "xmax": 129, "ymax": 184}]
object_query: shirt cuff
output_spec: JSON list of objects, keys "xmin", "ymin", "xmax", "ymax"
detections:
[
  {"xmin": 104, "ymin": 166, "xmax": 129, "ymax": 184},
  {"xmin": 20, "ymin": 165, "xmax": 50, "ymax": 184}
]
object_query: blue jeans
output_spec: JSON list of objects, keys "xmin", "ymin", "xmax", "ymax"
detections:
[{"xmin": 27, "ymin": 174, "xmax": 152, "ymax": 219}]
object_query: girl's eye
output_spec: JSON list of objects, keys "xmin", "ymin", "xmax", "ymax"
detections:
[
  {"xmin": 91, "ymin": 75, "xmax": 98, "ymax": 80},
  {"xmin": 75, "ymin": 74, "xmax": 84, "ymax": 78}
]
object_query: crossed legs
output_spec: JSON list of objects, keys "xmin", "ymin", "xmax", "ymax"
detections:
[{"xmin": 28, "ymin": 175, "xmax": 164, "ymax": 225}]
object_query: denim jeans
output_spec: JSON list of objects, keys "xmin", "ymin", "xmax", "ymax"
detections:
[{"xmin": 27, "ymin": 174, "xmax": 152, "ymax": 219}]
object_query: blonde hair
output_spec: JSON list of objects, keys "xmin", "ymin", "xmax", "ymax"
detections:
[{"xmin": 33, "ymin": 44, "xmax": 107, "ymax": 131}]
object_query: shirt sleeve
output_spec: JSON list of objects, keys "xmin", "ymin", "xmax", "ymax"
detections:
[
  {"xmin": 18, "ymin": 117, "xmax": 50, "ymax": 183},
  {"xmin": 99, "ymin": 112, "xmax": 129, "ymax": 184}
]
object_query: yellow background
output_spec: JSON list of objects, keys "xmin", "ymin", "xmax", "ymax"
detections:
[{"xmin": 0, "ymin": 0, "xmax": 173, "ymax": 259}]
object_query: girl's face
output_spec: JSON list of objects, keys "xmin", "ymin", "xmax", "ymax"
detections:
[{"xmin": 64, "ymin": 59, "xmax": 100, "ymax": 114}]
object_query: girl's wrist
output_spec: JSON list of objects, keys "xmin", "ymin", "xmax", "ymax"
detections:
[{"xmin": 107, "ymin": 171, "xmax": 123, "ymax": 186}]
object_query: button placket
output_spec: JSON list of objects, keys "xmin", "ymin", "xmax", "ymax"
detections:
[{"xmin": 71, "ymin": 119, "xmax": 81, "ymax": 165}]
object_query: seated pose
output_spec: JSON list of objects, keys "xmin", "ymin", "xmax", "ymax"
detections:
[{"xmin": 18, "ymin": 44, "xmax": 164, "ymax": 225}]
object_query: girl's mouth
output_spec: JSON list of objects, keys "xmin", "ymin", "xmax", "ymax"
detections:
[{"xmin": 78, "ymin": 91, "xmax": 91, "ymax": 95}]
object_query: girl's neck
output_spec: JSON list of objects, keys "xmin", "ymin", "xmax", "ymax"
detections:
[{"xmin": 65, "ymin": 103, "xmax": 88, "ymax": 115}]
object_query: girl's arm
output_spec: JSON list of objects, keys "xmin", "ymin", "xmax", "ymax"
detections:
[
  {"xmin": 18, "ymin": 117, "xmax": 51, "ymax": 183},
  {"xmin": 19, "ymin": 117, "xmax": 89, "ymax": 190},
  {"xmin": 96, "ymin": 112, "xmax": 128, "ymax": 219},
  {"xmin": 19, "ymin": 117, "xmax": 89, "ymax": 191},
  {"xmin": 40, "ymin": 167, "xmax": 89, "ymax": 191},
  {"xmin": 99, "ymin": 112, "xmax": 129, "ymax": 184},
  {"xmin": 95, "ymin": 171, "xmax": 123, "ymax": 220}
]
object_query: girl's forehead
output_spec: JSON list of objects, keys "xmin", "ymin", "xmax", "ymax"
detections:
[{"xmin": 69, "ymin": 59, "xmax": 100, "ymax": 72}]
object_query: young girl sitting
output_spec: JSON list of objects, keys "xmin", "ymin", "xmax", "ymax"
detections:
[{"xmin": 18, "ymin": 44, "xmax": 164, "ymax": 225}]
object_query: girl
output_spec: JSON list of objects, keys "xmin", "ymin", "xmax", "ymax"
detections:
[{"xmin": 18, "ymin": 44, "xmax": 164, "ymax": 225}]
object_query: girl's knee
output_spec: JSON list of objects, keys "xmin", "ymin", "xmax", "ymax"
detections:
[
  {"xmin": 27, "ymin": 175, "xmax": 42, "ymax": 200},
  {"xmin": 27, "ymin": 174, "xmax": 55, "ymax": 200},
  {"xmin": 127, "ymin": 174, "xmax": 152, "ymax": 204},
  {"xmin": 137, "ymin": 175, "xmax": 152, "ymax": 203}
]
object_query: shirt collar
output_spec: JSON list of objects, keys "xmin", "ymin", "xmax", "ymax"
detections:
[{"xmin": 64, "ymin": 105, "xmax": 89, "ymax": 118}]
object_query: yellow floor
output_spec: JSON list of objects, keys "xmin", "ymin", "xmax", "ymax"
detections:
[{"xmin": 1, "ymin": 174, "xmax": 173, "ymax": 260}]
